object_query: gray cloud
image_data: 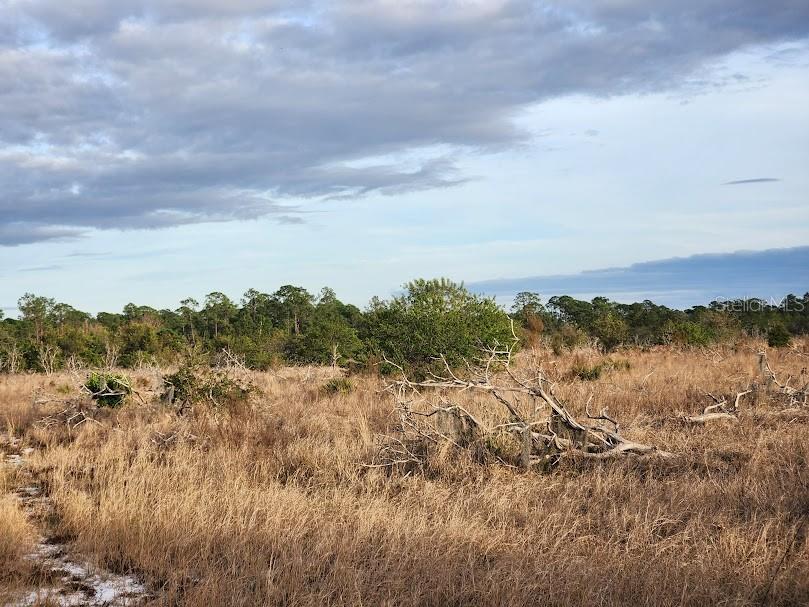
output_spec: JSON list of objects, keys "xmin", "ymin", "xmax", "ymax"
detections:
[
  {"xmin": 0, "ymin": 222, "xmax": 87, "ymax": 246},
  {"xmin": 2, "ymin": 1, "xmax": 809, "ymax": 244},
  {"xmin": 64, "ymin": 247, "xmax": 180, "ymax": 261},
  {"xmin": 65, "ymin": 251, "xmax": 111, "ymax": 258},
  {"xmin": 18, "ymin": 264, "xmax": 63, "ymax": 272},
  {"xmin": 470, "ymin": 246, "xmax": 809, "ymax": 309},
  {"xmin": 275, "ymin": 215, "xmax": 306, "ymax": 225},
  {"xmin": 723, "ymin": 177, "xmax": 782, "ymax": 185}
]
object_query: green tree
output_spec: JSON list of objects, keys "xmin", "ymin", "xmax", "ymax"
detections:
[
  {"xmin": 592, "ymin": 311, "xmax": 629, "ymax": 352},
  {"xmin": 767, "ymin": 323, "xmax": 792, "ymax": 348},
  {"xmin": 273, "ymin": 286, "xmax": 314, "ymax": 336},
  {"xmin": 510, "ymin": 292, "xmax": 547, "ymax": 347},
  {"xmin": 363, "ymin": 278, "xmax": 514, "ymax": 376},
  {"xmin": 289, "ymin": 304, "xmax": 363, "ymax": 365},
  {"xmin": 203, "ymin": 292, "xmax": 236, "ymax": 340},
  {"xmin": 118, "ymin": 321, "xmax": 161, "ymax": 367},
  {"xmin": 18, "ymin": 293, "xmax": 56, "ymax": 344},
  {"xmin": 177, "ymin": 298, "xmax": 200, "ymax": 343},
  {"xmin": 239, "ymin": 289, "xmax": 275, "ymax": 337},
  {"xmin": 547, "ymin": 295, "xmax": 595, "ymax": 329}
]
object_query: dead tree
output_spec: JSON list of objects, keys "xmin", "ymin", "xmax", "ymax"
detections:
[
  {"xmin": 371, "ymin": 341, "xmax": 674, "ymax": 472},
  {"xmin": 684, "ymin": 390, "xmax": 751, "ymax": 424},
  {"xmin": 33, "ymin": 399, "xmax": 102, "ymax": 435},
  {"xmin": 103, "ymin": 341, "xmax": 120, "ymax": 370},
  {"xmin": 36, "ymin": 344, "xmax": 60, "ymax": 376},
  {"xmin": 66, "ymin": 353, "xmax": 85, "ymax": 374},
  {"xmin": 759, "ymin": 352, "xmax": 809, "ymax": 408},
  {"xmin": 0, "ymin": 343, "xmax": 23, "ymax": 374},
  {"xmin": 683, "ymin": 353, "xmax": 808, "ymax": 424}
]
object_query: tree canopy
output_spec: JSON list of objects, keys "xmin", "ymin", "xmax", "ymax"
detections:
[{"xmin": 1, "ymin": 284, "xmax": 806, "ymax": 374}]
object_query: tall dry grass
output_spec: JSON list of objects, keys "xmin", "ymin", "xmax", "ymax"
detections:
[
  {"xmin": 0, "ymin": 466, "xmax": 35, "ymax": 602},
  {"xmin": 1, "ymin": 342, "xmax": 808, "ymax": 606},
  {"xmin": 0, "ymin": 495, "xmax": 34, "ymax": 578}
]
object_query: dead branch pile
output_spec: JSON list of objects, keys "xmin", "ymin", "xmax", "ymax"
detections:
[
  {"xmin": 684, "ymin": 389, "xmax": 751, "ymax": 424},
  {"xmin": 759, "ymin": 352, "xmax": 809, "ymax": 409},
  {"xmin": 682, "ymin": 352, "xmax": 808, "ymax": 425},
  {"xmin": 150, "ymin": 428, "xmax": 199, "ymax": 449},
  {"xmin": 371, "ymin": 344, "xmax": 674, "ymax": 472},
  {"xmin": 34, "ymin": 400, "xmax": 102, "ymax": 434}
]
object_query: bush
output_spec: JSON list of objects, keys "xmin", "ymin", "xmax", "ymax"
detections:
[
  {"xmin": 163, "ymin": 355, "xmax": 253, "ymax": 410},
  {"xmin": 568, "ymin": 357, "xmax": 631, "ymax": 381},
  {"xmin": 84, "ymin": 371, "xmax": 132, "ymax": 408},
  {"xmin": 322, "ymin": 377, "xmax": 353, "ymax": 395},
  {"xmin": 610, "ymin": 357, "xmax": 631, "ymax": 371},
  {"xmin": 593, "ymin": 312, "xmax": 629, "ymax": 352},
  {"xmin": 664, "ymin": 320, "xmax": 715, "ymax": 347},
  {"xmin": 767, "ymin": 323, "xmax": 792, "ymax": 348},
  {"xmin": 570, "ymin": 361, "xmax": 604, "ymax": 381},
  {"xmin": 363, "ymin": 279, "xmax": 514, "ymax": 377},
  {"xmin": 550, "ymin": 324, "xmax": 587, "ymax": 355}
]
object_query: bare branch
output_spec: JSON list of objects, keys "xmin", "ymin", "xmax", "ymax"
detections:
[{"xmin": 371, "ymin": 343, "xmax": 675, "ymax": 471}]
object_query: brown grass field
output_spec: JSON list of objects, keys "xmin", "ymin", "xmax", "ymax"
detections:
[{"xmin": 1, "ymin": 341, "xmax": 808, "ymax": 606}]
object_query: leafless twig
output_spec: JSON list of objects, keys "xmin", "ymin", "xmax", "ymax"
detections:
[{"xmin": 370, "ymin": 340, "xmax": 674, "ymax": 472}]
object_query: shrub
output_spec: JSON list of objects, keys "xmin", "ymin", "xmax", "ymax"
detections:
[
  {"xmin": 287, "ymin": 306, "xmax": 364, "ymax": 366},
  {"xmin": 569, "ymin": 357, "xmax": 631, "ymax": 381},
  {"xmin": 767, "ymin": 323, "xmax": 792, "ymax": 348},
  {"xmin": 593, "ymin": 312, "xmax": 629, "ymax": 352},
  {"xmin": 610, "ymin": 358, "xmax": 631, "ymax": 371},
  {"xmin": 363, "ymin": 279, "xmax": 514, "ymax": 377},
  {"xmin": 84, "ymin": 371, "xmax": 132, "ymax": 408},
  {"xmin": 511, "ymin": 292, "xmax": 547, "ymax": 349},
  {"xmin": 550, "ymin": 324, "xmax": 587, "ymax": 355},
  {"xmin": 162, "ymin": 355, "xmax": 253, "ymax": 410},
  {"xmin": 664, "ymin": 320, "xmax": 715, "ymax": 347},
  {"xmin": 570, "ymin": 361, "xmax": 604, "ymax": 381},
  {"xmin": 322, "ymin": 377, "xmax": 353, "ymax": 395}
]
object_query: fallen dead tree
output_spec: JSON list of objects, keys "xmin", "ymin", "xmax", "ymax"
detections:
[
  {"xmin": 370, "ymin": 342, "xmax": 674, "ymax": 472},
  {"xmin": 682, "ymin": 353, "xmax": 808, "ymax": 425},
  {"xmin": 759, "ymin": 352, "xmax": 809, "ymax": 408},
  {"xmin": 33, "ymin": 400, "xmax": 103, "ymax": 435},
  {"xmin": 684, "ymin": 389, "xmax": 751, "ymax": 424}
]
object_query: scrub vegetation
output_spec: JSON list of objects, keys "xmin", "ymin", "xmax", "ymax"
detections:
[
  {"xmin": 1, "ymin": 281, "xmax": 808, "ymax": 605},
  {"xmin": 2, "ymin": 281, "xmax": 807, "ymax": 375}
]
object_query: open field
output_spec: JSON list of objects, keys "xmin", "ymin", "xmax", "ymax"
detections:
[{"xmin": 1, "ymin": 342, "xmax": 808, "ymax": 606}]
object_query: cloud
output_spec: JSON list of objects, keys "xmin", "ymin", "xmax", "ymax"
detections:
[
  {"xmin": 65, "ymin": 251, "xmax": 111, "ymax": 258},
  {"xmin": 2, "ymin": 1, "xmax": 809, "ymax": 244},
  {"xmin": 62, "ymin": 247, "xmax": 180, "ymax": 262},
  {"xmin": 0, "ymin": 222, "xmax": 87, "ymax": 246},
  {"xmin": 470, "ymin": 246, "xmax": 809, "ymax": 309},
  {"xmin": 18, "ymin": 264, "xmax": 63, "ymax": 272},
  {"xmin": 275, "ymin": 215, "xmax": 306, "ymax": 225},
  {"xmin": 723, "ymin": 177, "xmax": 782, "ymax": 185}
]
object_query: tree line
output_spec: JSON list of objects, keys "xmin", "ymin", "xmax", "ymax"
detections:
[{"xmin": 1, "ymin": 280, "xmax": 806, "ymax": 374}]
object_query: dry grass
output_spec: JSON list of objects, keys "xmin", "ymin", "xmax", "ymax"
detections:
[
  {"xmin": 1, "ymin": 342, "xmax": 808, "ymax": 606},
  {"xmin": 0, "ymin": 495, "xmax": 35, "ymax": 577},
  {"xmin": 0, "ymin": 492, "xmax": 35, "ymax": 607}
]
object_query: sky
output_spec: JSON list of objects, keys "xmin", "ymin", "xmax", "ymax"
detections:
[
  {"xmin": 470, "ymin": 246, "xmax": 809, "ymax": 309},
  {"xmin": 1, "ymin": 0, "xmax": 808, "ymax": 314}
]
